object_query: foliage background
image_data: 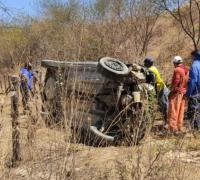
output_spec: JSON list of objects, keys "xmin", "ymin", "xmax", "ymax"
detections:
[{"xmin": 0, "ymin": 0, "xmax": 194, "ymax": 74}]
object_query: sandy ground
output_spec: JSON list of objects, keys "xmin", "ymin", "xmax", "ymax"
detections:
[{"xmin": 1, "ymin": 94, "xmax": 200, "ymax": 180}]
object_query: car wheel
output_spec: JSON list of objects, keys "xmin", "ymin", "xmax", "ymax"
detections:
[
  {"xmin": 98, "ymin": 57, "xmax": 129, "ymax": 78},
  {"xmin": 42, "ymin": 71, "xmax": 64, "ymax": 127},
  {"xmin": 44, "ymin": 77, "xmax": 56, "ymax": 100}
]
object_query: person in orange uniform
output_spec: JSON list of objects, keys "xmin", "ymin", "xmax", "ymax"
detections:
[{"xmin": 168, "ymin": 56, "xmax": 189, "ymax": 132}]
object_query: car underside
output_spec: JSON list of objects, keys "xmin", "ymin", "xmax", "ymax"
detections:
[{"xmin": 41, "ymin": 57, "xmax": 155, "ymax": 146}]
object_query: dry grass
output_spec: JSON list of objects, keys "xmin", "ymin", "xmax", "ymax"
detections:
[
  {"xmin": 1, "ymin": 72, "xmax": 200, "ymax": 180},
  {"xmin": 0, "ymin": 2, "xmax": 200, "ymax": 179}
]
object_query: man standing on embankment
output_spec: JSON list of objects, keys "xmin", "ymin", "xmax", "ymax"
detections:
[
  {"xmin": 168, "ymin": 56, "xmax": 189, "ymax": 133},
  {"xmin": 19, "ymin": 62, "xmax": 33, "ymax": 111},
  {"xmin": 144, "ymin": 58, "xmax": 169, "ymax": 122},
  {"xmin": 186, "ymin": 50, "xmax": 200, "ymax": 130}
]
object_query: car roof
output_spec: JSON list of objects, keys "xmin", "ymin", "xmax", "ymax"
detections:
[{"xmin": 41, "ymin": 59, "xmax": 98, "ymax": 68}]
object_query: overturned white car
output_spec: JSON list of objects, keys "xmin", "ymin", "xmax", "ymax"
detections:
[{"xmin": 41, "ymin": 57, "xmax": 155, "ymax": 146}]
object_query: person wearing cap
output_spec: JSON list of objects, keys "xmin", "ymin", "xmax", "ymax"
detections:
[
  {"xmin": 144, "ymin": 58, "xmax": 165, "ymax": 93},
  {"xmin": 144, "ymin": 58, "xmax": 169, "ymax": 122},
  {"xmin": 168, "ymin": 56, "xmax": 189, "ymax": 132},
  {"xmin": 186, "ymin": 50, "xmax": 200, "ymax": 130}
]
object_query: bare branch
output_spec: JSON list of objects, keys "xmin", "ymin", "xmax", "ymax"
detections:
[
  {"xmin": 194, "ymin": 0, "xmax": 200, "ymax": 46},
  {"xmin": 157, "ymin": 0, "xmax": 200, "ymax": 50}
]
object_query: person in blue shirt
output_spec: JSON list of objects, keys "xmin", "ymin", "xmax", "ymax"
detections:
[
  {"xmin": 20, "ymin": 63, "xmax": 33, "ymax": 90},
  {"xmin": 186, "ymin": 50, "xmax": 200, "ymax": 130},
  {"xmin": 20, "ymin": 62, "xmax": 33, "ymax": 111}
]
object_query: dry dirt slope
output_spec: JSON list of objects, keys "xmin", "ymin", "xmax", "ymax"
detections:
[{"xmin": 1, "ymin": 93, "xmax": 200, "ymax": 179}]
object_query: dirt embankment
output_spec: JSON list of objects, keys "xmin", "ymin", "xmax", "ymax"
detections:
[{"xmin": 1, "ymin": 93, "xmax": 200, "ymax": 179}]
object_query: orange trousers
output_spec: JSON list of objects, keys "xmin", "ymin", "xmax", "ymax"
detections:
[{"xmin": 168, "ymin": 93, "xmax": 185, "ymax": 131}]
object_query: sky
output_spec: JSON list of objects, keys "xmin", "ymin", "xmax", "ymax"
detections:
[
  {"xmin": 1, "ymin": 0, "xmax": 91, "ymax": 17},
  {"xmin": 1, "ymin": 0, "xmax": 37, "ymax": 16}
]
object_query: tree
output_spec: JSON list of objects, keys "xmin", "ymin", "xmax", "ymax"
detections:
[
  {"xmin": 129, "ymin": 0, "xmax": 160, "ymax": 56},
  {"xmin": 116, "ymin": 0, "xmax": 160, "ymax": 57},
  {"xmin": 155, "ymin": 0, "xmax": 200, "ymax": 50},
  {"xmin": 0, "ymin": 1, "xmax": 11, "ymax": 22},
  {"xmin": 87, "ymin": 0, "xmax": 160, "ymax": 60},
  {"xmin": 38, "ymin": 0, "xmax": 80, "ymax": 25},
  {"xmin": 92, "ymin": 0, "xmax": 111, "ymax": 20}
]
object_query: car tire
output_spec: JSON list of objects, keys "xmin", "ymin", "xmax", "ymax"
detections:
[
  {"xmin": 44, "ymin": 77, "xmax": 56, "ymax": 100},
  {"xmin": 42, "ymin": 70, "xmax": 64, "ymax": 127},
  {"xmin": 74, "ymin": 115, "xmax": 112, "ymax": 147},
  {"xmin": 98, "ymin": 57, "xmax": 129, "ymax": 78}
]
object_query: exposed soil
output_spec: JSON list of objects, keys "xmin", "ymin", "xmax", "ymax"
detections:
[{"xmin": 1, "ymin": 93, "xmax": 200, "ymax": 180}]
